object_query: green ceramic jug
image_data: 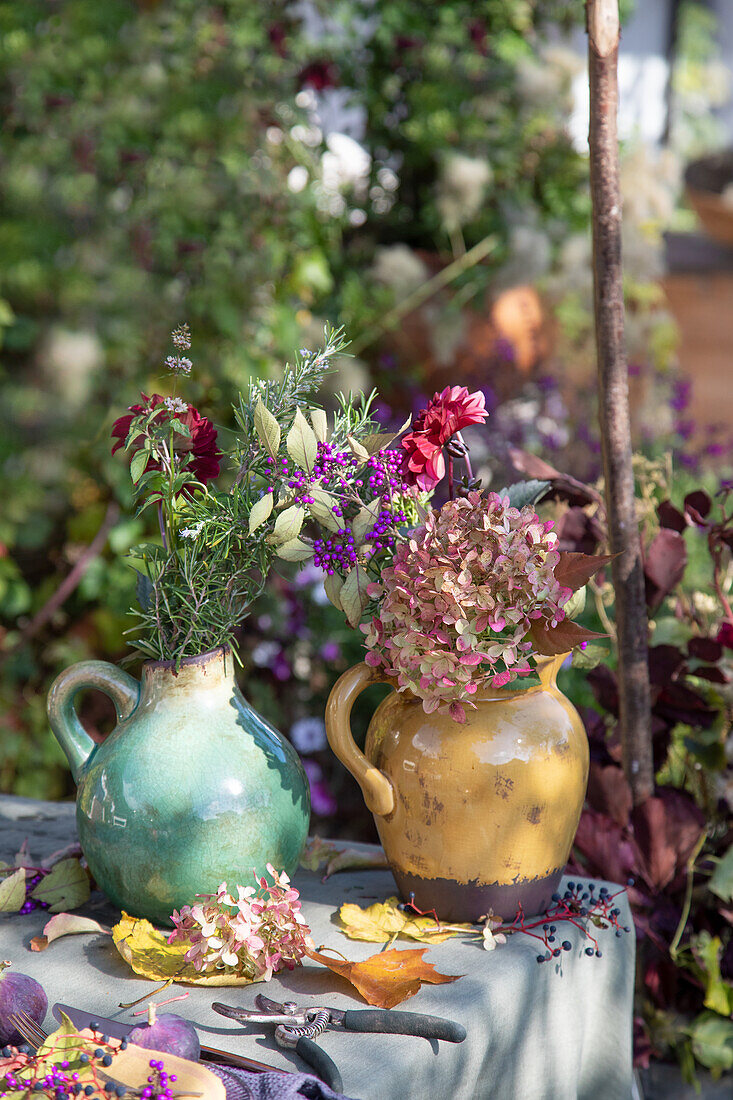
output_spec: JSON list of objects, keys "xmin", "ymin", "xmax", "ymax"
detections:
[{"xmin": 47, "ymin": 646, "xmax": 310, "ymax": 926}]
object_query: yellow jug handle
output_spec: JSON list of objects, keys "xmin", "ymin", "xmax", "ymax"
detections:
[{"xmin": 325, "ymin": 662, "xmax": 395, "ymax": 817}]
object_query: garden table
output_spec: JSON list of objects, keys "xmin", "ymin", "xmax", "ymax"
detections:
[{"xmin": 0, "ymin": 795, "xmax": 634, "ymax": 1100}]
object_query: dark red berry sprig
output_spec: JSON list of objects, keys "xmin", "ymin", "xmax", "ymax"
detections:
[
  {"xmin": 399, "ymin": 880, "xmax": 631, "ymax": 962},
  {"xmin": 498, "ymin": 880, "xmax": 632, "ymax": 963}
]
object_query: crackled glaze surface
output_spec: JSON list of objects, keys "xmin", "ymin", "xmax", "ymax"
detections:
[
  {"xmin": 326, "ymin": 655, "xmax": 588, "ymax": 921},
  {"xmin": 48, "ymin": 648, "xmax": 310, "ymax": 925}
]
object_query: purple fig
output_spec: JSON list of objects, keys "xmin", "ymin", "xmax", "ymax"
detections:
[
  {"xmin": 128, "ymin": 1004, "xmax": 200, "ymax": 1062},
  {"xmin": 0, "ymin": 962, "xmax": 48, "ymax": 1046}
]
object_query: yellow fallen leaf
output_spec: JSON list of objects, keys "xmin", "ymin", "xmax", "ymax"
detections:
[
  {"xmin": 114, "ymin": 1046, "xmax": 224, "ymax": 1100},
  {"xmin": 307, "ymin": 946, "xmax": 463, "ymax": 1009},
  {"xmin": 112, "ymin": 912, "xmax": 257, "ymax": 986},
  {"xmin": 338, "ymin": 896, "xmax": 472, "ymax": 944}
]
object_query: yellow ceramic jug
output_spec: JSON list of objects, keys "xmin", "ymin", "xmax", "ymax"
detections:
[{"xmin": 325, "ymin": 653, "xmax": 589, "ymax": 921}]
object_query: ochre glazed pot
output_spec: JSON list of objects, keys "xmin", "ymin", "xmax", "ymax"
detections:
[
  {"xmin": 47, "ymin": 647, "xmax": 310, "ymax": 925},
  {"xmin": 325, "ymin": 654, "xmax": 588, "ymax": 921}
]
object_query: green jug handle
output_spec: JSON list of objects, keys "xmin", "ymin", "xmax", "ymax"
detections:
[
  {"xmin": 325, "ymin": 662, "xmax": 395, "ymax": 817},
  {"xmin": 47, "ymin": 661, "xmax": 141, "ymax": 783}
]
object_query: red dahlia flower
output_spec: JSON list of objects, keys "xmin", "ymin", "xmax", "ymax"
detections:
[
  {"xmin": 400, "ymin": 386, "xmax": 487, "ymax": 491},
  {"xmin": 111, "ymin": 394, "xmax": 221, "ymax": 487}
]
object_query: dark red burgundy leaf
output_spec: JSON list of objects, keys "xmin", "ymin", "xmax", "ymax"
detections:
[
  {"xmin": 644, "ymin": 529, "xmax": 687, "ymax": 611},
  {"xmin": 508, "ymin": 449, "xmax": 600, "ymax": 507},
  {"xmin": 631, "ymin": 789, "xmax": 705, "ymax": 893},
  {"xmin": 647, "ymin": 645, "xmax": 686, "ymax": 686},
  {"xmin": 654, "ymin": 682, "xmax": 718, "ymax": 730},
  {"xmin": 692, "ymin": 665, "xmax": 729, "ymax": 684},
  {"xmin": 509, "ymin": 447, "xmax": 560, "ymax": 480},
  {"xmin": 587, "ymin": 761, "xmax": 632, "ymax": 827},
  {"xmin": 553, "ymin": 551, "xmax": 613, "ymax": 592},
  {"xmin": 553, "ymin": 507, "xmax": 603, "ymax": 555},
  {"xmin": 687, "ymin": 637, "xmax": 723, "ymax": 663},
  {"xmin": 683, "ymin": 490, "xmax": 712, "ymax": 524},
  {"xmin": 581, "ymin": 707, "xmax": 614, "ymax": 761},
  {"xmin": 588, "ymin": 665, "xmax": 619, "ymax": 715},
  {"xmin": 719, "ymin": 623, "xmax": 733, "ymax": 650},
  {"xmin": 573, "ymin": 806, "xmax": 641, "ymax": 886},
  {"xmin": 528, "ymin": 618, "xmax": 607, "ymax": 656},
  {"xmin": 656, "ymin": 500, "xmax": 686, "ymax": 533}
]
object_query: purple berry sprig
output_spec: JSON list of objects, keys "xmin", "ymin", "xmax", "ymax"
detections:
[
  {"xmin": 398, "ymin": 880, "xmax": 632, "ymax": 962},
  {"xmin": 0, "ymin": 1027, "xmax": 189, "ymax": 1100}
]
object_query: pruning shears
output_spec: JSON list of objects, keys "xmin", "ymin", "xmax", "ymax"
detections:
[{"xmin": 212, "ymin": 994, "xmax": 467, "ymax": 1092}]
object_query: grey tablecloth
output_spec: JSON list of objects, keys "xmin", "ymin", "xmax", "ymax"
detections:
[{"xmin": 0, "ymin": 795, "xmax": 634, "ymax": 1100}]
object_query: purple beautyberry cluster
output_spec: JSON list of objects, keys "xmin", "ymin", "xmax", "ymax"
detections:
[
  {"xmin": 363, "ymin": 449, "xmax": 403, "ymax": 495},
  {"xmin": 365, "ymin": 506, "xmax": 408, "ymax": 555},
  {"xmin": 20, "ymin": 873, "xmax": 49, "ymax": 915},
  {"xmin": 142, "ymin": 1059, "xmax": 177, "ymax": 1100},
  {"xmin": 313, "ymin": 529, "xmax": 358, "ymax": 574},
  {"xmin": 0, "ymin": 1031, "xmax": 147, "ymax": 1099},
  {"xmin": 311, "ymin": 441, "xmax": 355, "ymax": 484}
]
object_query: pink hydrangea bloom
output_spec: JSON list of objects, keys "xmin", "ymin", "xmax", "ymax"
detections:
[
  {"xmin": 362, "ymin": 491, "xmax": 572, "ymax": 721},
  {"xmin": 167, "ymin": 865, "xmax": 312, "ymax": 980}
]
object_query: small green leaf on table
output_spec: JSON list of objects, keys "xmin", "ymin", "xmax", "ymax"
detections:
[
  {"xmin": 0, "ymin": 868, "xmax": 26, "ymax": 912},
  {"xmin": 30, "ymin": 858, "xmax": 90, "ymax": 913}
]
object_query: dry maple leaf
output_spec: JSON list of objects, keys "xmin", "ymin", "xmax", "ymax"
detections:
[{"xmin": 307, "ymin": 946, "xmax": 463, "ymax": 1009}]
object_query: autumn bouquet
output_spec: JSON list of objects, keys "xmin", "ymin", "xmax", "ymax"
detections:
[
  {"xmin": 113, "ymin": 327, "xmax": 603, "ymax": 692},
  {"xmin": 112, "ymin": 324, "xmax": 425, "ymax": 661},
  {"xmin": 293, "ymin": 384, "xmax": 608, "ymax": 722}
]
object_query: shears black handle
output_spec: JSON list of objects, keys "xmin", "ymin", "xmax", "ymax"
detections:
[
  {"xmin": 341, "ymin": 1009, "xmax": 466, "ymax": 1043},
  {"xmin": 295, "ymin": 1037, "xmax": 343, "ymax": 1093}
]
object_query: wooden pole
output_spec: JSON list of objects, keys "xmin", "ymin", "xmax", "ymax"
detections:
[{"xmin": 586, "ymin": 0, "xmax": 654, "ymax": 804}]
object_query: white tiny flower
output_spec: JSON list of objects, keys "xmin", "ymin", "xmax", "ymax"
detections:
[
  {"xmin": 180, "ymin": 521, "xmax": 204, "ymax": 540},
  {"xmin": 165, "ymin": 355, "xmax": 193, "ymax": 375},
  {"xmin": 164, "ymin": 396, "xmax": 188, "ymax": 415}
]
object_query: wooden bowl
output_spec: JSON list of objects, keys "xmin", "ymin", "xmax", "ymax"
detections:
[{"xmin": 685, "ymin": 150, "xmax": 733, "ymax": 248}]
